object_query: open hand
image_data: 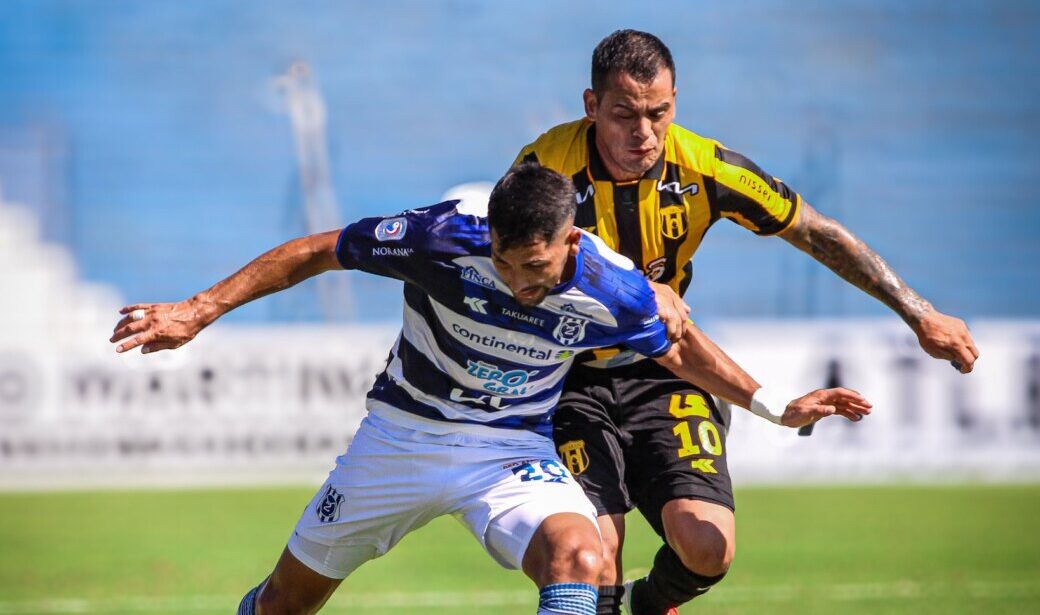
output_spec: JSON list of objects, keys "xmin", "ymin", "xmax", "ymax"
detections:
[
  {"xmin": 781, "ymin": 387, "xmax": 873, "ymax": 429},
  {"xmin": 109, "ymin": 301, "xmax": 206, "ymax": 354}
]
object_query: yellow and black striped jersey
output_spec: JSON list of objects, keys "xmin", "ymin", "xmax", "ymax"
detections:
[{"xmin": 513, "ymin": 119, "xmax": 802, "ymax": 298}]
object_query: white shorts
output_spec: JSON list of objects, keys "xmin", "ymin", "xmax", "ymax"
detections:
[{"xmin": 287, "ymin": 409, "xmax": 598, "ymax": 579}]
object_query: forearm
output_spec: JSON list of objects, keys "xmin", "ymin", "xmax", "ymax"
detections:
[
  {"xmin": 782, "ymin": 204, "xmax": 932, "ymax": 326},
  {"xmin": 191, "ymin": 230, "xmax": 342, "ymax": 325},
  {"xmin": 655, "ymin": 323, "xmax": 760, "ymax": 408}
]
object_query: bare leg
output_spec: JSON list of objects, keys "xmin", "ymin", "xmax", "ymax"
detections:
[{"xmin": 254, "ymin": 547, "xmax": 343, "ymax": 615}]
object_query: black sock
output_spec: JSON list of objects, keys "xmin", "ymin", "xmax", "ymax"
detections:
[
  {"xmin": 630, "ymin": 546, "xmax": 727, "ymax": 614},
  {"xmin": 596, "ymin": 584, "xmax": 623, "ymax": 615}
]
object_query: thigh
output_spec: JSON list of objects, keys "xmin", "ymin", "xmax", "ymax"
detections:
[
  {"xmin": 456, "ymin": 446, "xmax": 599, "ymax": 572},
  {"xmin": 616, "ymin": 363, "xmax": 735, "ymax": 537},
  {"xmin": 553, "ymin": 365, "xmax": 632, "ymax": 516},
  {"xmin": 288, "ymin": 417, "xmax": 447, "ymax": 579}
]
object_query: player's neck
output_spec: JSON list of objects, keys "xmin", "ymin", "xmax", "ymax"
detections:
[{"xmin": 555, "ymin": 252, "xmax": 578, "ymax": 289}]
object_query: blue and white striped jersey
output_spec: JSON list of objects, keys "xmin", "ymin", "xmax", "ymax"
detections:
[{"xmin": 335, "ymin": 200, "xmax": 671, "ymax": 439}]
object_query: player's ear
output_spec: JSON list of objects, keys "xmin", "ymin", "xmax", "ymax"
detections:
[
  {"xmin": 583, "ymin": 89, "xmax": 598, "ymax": 121},
  {"xmin": 566, "ymin": 227, "xmax": 582, "ymax": 255}
]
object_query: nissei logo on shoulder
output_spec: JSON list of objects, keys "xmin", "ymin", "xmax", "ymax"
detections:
[{"xmin": 375, "ymin": 217, "xmax": 408, "ymax": 241}]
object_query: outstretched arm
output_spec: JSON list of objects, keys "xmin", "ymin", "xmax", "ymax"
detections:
[
  {"xmin": 653, "ymin": 322, "xmax": 872, "ymax": 428},
  {"xmin": 110, "ymin": 230, "xmax": 342, "ymax": 354},
  {"xmin": 780, "ymin": 202, "xmax": 979, "ymax": 372}
]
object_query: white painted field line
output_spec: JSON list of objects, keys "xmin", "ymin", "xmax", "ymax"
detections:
[{"xmin": 0, "ymin": 580, "xmax": 1037, "ymax": 613}]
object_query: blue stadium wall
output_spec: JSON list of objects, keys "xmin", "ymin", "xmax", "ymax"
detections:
[{"xmin": 0, "ymin": 0, "xmax": 1037, "ymax": 321}]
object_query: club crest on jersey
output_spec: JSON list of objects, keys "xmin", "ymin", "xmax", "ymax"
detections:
[
  {"xmin": 316, "ymin": 485, "xmax": 345, "ymax": 523},
  {"xmin": 660, "ymin": 205, "xmax": 688, "ymax": 240},
  {"xmin": 558, "ymin": 440, "xmax": 590, "ymax": 475},
  {"xmin": 374, "ymin": 217, "xmax": 408, "ymax": 241},
  {"xmin": 460, "ymin": 266, "xmax": 496, "ymax": 289},
  {"xmin": 553, "ymin": 304, "xmax": 588, "ymax": 346}
]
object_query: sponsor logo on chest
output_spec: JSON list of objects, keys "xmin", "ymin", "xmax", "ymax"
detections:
[
  {"xmin": 466, "ymin": 359, "xmax": 537, "ymax": 397},
  {"xmin": 460, "ymin": 266, "xmax": 496, "ymax": 289},
  {"xmin": 501, "ymin": 307, "xmax": 545, "ymax": 328}
]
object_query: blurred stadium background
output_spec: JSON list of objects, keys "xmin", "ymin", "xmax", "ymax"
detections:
[{"xmin": 1, "ymin": 1, "xmax": 1039, "ymax": 613}]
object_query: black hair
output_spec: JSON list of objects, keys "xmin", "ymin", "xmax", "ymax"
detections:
[
  {"xmin": 487, "ymin": 162, "xmax": 576, "ymax": 252},
  {"xmin": 591, "ymin": 29, "xmax": 675, "ymax": 93}
]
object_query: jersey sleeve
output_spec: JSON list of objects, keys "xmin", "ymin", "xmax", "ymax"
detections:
[
  {"xmin": 614, "ymin": 275, "xmax": 672, "ymax": 358},
  {"xmin": 619, "ymin": 312, "xmax": 672, "ymax": 358},
  {"xmin": 335, "ymin": 202, "xmax": 458, "ymax": 284},
  {"xmin": 709, "ymin": 145, "xmax": 802, "ymax": 235},
  {"xmin": 511, "ymin": 143, "xmax": 540, "ymax": 167}
]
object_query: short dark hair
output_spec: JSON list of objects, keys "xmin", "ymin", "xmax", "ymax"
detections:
[
  {"xmin": 591, "ymin": 29, "xmax": 675, "ymax": 93},
  {"xmin": 488, "ymin": 162, "xmax": 576, "ymax": 252}
]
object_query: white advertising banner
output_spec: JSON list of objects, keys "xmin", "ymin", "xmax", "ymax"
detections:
[{"xmin": 1, "ymin": 320, "xmax": 1038, "ymax": 489}]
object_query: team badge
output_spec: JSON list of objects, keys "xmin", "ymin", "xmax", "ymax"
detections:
[
  {"xmin": 552, "ymin": 304, "xmax": 588, "ymax": 346},
  {"xmin": 558, "ymin": 440, "xmax": 590, "ymax": 475},
  {"xmin": 660, "ymin": 205, "xmax": 688, "ymax": 240},
  {"xmin": 316, "ymin": 485, "xmax": 345, "ymax": 523},
  {"xmin": 374, "ymin": 217, "xmax": 408, "ymax": 241}
]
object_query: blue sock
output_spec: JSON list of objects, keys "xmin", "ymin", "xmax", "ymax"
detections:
[
  {"xmin": 537, "ymin": 582, "xmax": 598, "ymax": 615},
  {"xmin": 237, "ymin": 582, "xmax": 263, "ymax": 615}
]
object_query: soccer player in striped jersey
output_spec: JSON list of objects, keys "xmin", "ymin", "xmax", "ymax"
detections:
[
  {"xmin": 110, "ymin": 164, "xmax": 869, "ymax": 615},
  {"xmin": 514, "ymin": 30, "xmax": 979, "ymax": 615}
]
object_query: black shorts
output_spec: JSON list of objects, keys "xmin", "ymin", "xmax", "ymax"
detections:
[{"xmin": 553, "ymin": 360, "xmax": 734, "ymax": 537}]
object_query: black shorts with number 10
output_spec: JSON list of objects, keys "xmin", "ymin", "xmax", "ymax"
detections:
[{"xmin": 553, "ymin": 360, "xmax": 733, "ymax": 537}]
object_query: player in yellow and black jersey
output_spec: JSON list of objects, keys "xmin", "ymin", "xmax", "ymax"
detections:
[
  {"xmin": 514, "ymin": 30, "xmax": 980, "ymax": 615},
  {"xmin": 516, "ymin": 116, "xmax": 799, "ymax": 300}
]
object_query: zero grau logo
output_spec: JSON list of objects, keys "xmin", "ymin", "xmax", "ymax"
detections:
[
  {"xmin": 558, "ymin": 440, "xmax": 590, "ymax": 475},
  {"xmin": 316, "ymin": 484, "xmax": 345, "ymax": 523},
  {"xmin": 451, "ymin": 323, "xmax": 554, "ymax": 360},
  {"xmin": 659, "ymin": 205, "xmax": 688, "ymax": 240},
  {"xmin": 460, "ymin": 266, "xmax": 496, "ymax": 289},
  {"xmin": 466, "ymin": 359, "xmax": 537, "ymax": 396},
  {"xmin": 374, "ymin": 217, "xmax": 408, "ymax": 241},
  {"xmin": 552, "ymin": 304, "xmax": 588, "ymax": 346},
  {"xmin": 372, "ymin": 247, "xmax": 413, "ymax": 257}
]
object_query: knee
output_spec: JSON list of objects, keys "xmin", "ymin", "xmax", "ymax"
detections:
[
  {"xmin": 548, "ymin": 535, "xmax": 603, "ymax": 584},
  {"xmin": 672, "ymin": 526, "xmax": 734, "ymax": 578}
]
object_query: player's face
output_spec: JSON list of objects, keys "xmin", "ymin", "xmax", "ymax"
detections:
[
  {"xmin": 490, "ymin": 227, "xmax": 581, "ymax": 308},
  {"xmin": 584, "ymin": 68, "xmax": 676, "ymax": 182}
]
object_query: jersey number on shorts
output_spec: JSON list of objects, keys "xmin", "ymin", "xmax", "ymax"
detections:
[
  {"xmin": 512, "ymin": 459, "xmax": 569, "ymax": 484},
  {"xmin": 669, "ymin": 394, "xmax": 723, "ymax": 474}
]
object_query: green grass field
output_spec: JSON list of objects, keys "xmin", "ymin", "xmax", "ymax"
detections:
[{"xmin": 1, "ymin": 485, "xmax": 1038, "ymax": 614}]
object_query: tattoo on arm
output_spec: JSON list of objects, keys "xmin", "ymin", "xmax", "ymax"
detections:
[{"xmin": 781, "ymin": 203, "xmax": 932, "ymax": 325}]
